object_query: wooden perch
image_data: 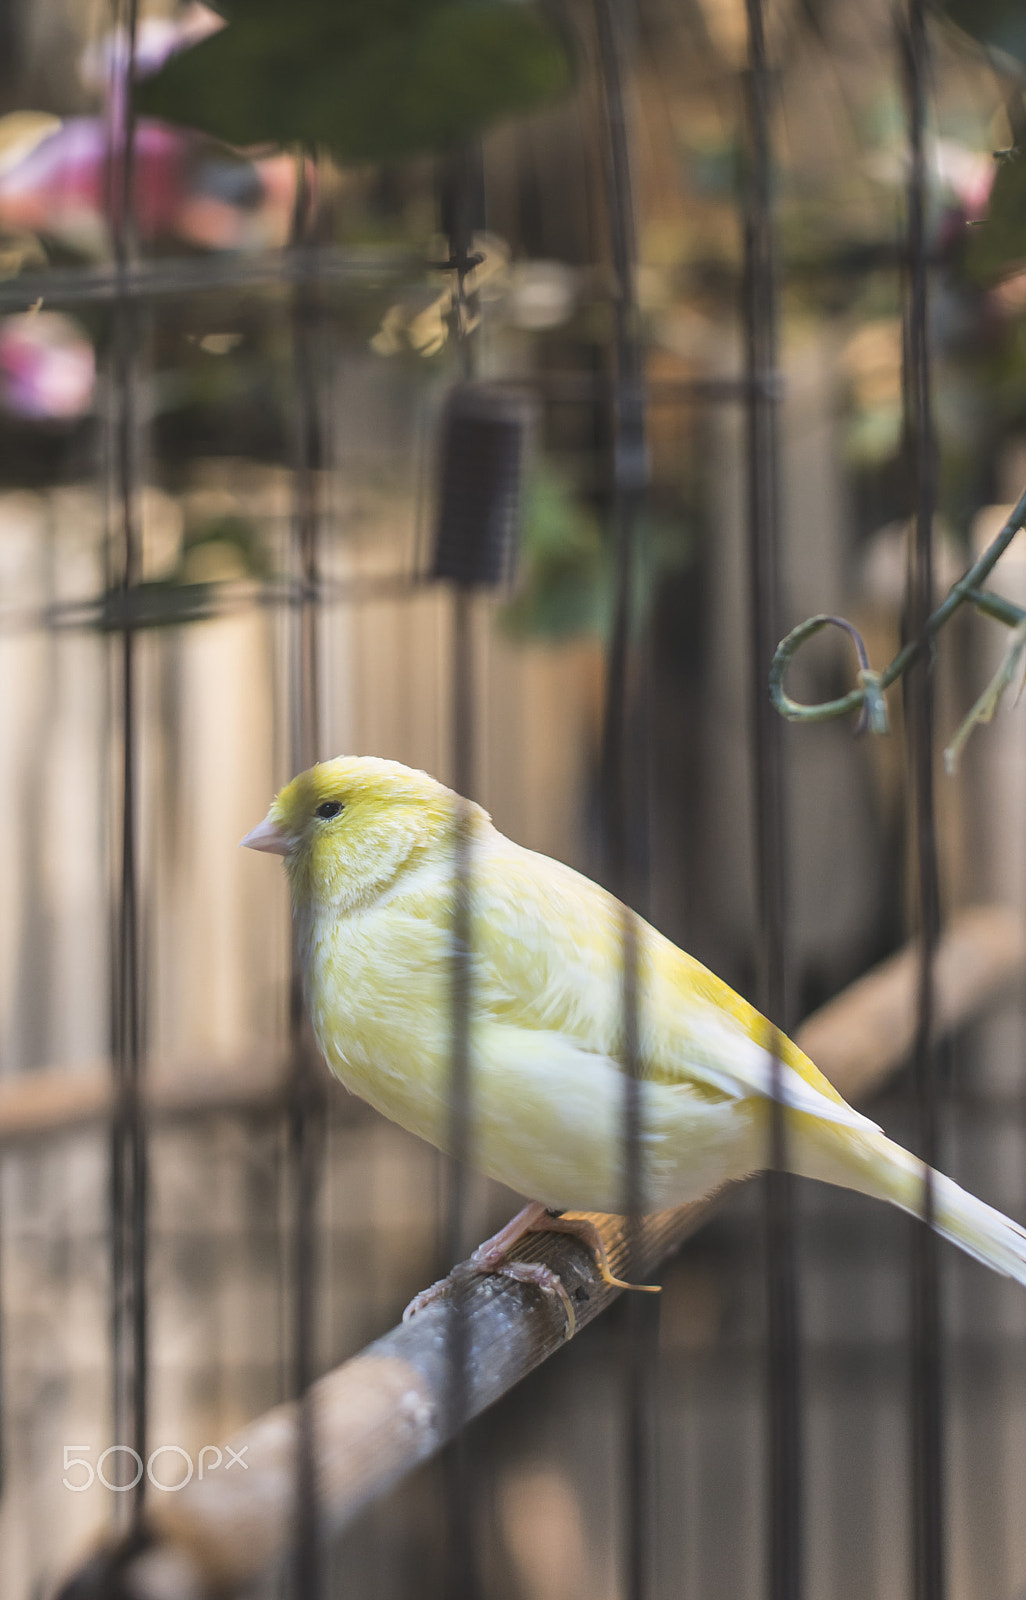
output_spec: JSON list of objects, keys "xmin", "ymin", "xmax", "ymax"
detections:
[
  {"xmin": 131, "ymin": 1210, "xmax": 704, "ymax": 1599},
  {"xmin": 793, "ymin": 904, "xmax": 1026, "ymax": 1097},
  {"xmin": 54, "ymin": 904, "xmax": 1026, "ymax": 1600},
  {"xmin": 0, "ymin": 1050, "xmax": 288, "ymax": 1149}
]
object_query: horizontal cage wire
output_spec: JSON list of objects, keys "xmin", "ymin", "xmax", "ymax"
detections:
[{"xmin": 1, "ymin": 1, "xmax": 1026, "ymax": 1599}]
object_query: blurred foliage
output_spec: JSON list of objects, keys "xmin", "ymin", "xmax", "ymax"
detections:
[
  {"xmin": 181, "ymin": 511, "xmax": 270, "ymax": 580},
  {"xmin": 135, "ymin": 0, "xmax": 573, "ymax": 163},
  {"xmin": 965, "ymin": 152, "xmax": 1026, "ymax": 283},
  {"xmin": 941, "ymin": 0, "xmax": 1026, "ymax": 290},
  {"xmin": 504, "ymin": 463, "xmax": 695, "ymax": 641},
  {"xmin": 503, "ymin": 464, "xmax": 607, "ymax": 639},
  {"xmin": 88, "ymin": 512, "xmax": 269, "ymax": 631},
  {"xmin": 942, "ymin": 0, "xmax": 1026, "ymax": 69}
]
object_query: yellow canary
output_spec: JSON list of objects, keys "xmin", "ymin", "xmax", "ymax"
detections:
[{"xmin": 242, "ymin": 755, "xmax": 1026, "ymax": 1290}]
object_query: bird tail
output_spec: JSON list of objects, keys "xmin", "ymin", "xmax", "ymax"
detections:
[{"xmin": 792, "ymin": 1121, "xmax": 1026, "ymax": 1286}]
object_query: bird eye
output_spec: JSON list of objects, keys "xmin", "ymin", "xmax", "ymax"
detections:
[{"xmin": 315, "ymin": 800, "xmax": 344, "ymax": 820}]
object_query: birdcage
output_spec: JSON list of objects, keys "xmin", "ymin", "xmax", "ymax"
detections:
[{"xmin": 3, "ymin": 1, "xmax": 1026, "ymax": 1598}]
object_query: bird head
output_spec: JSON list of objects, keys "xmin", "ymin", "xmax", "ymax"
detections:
[{"xmin": 241, "ymin": 756, "xmax": 486, "ymax": 914}]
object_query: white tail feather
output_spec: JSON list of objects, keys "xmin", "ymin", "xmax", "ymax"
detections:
[{"xmin": 795, "ymin": 1124, "xmax": 1026, "ymax": 1287}]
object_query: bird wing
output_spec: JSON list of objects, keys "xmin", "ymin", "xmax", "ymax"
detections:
[
  {"xmin": 461, "ymin": 833, "xmax": 879, "ymax": 1138},
  {"xmin": 654, "ymin": 1004, "xmax": 880, "ymax": 1134}
]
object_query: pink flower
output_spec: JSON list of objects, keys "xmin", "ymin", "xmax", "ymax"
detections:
[{"xmin": 0, "ymin": 313, "xmax": 95, "ymax": 419}]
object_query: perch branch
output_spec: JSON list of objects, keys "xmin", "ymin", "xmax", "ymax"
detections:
[{"xmin": 0, "ymin": 1052, "xmax": 288, "ymax": 1148}]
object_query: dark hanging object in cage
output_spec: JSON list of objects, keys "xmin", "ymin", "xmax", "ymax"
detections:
[{"xmin": 431, "ymin": 382, "xmax": 535, "ymax": 588}]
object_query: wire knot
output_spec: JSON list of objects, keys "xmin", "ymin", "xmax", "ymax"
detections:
[{"xmin": 855, "ymin": 668, "xmax": 889, "ymax": 735}]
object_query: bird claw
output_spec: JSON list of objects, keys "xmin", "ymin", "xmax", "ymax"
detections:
[
  {"xmin": 402, "ymin": 1256, "xmax": 577, "ymax": 1338},
  {"xmin": 489, "ymin": 1258, "xmax": 577, "ymax": 1337},
  {"xmin": 402, "ymin": 1277, "xmax": 452, "ymax": 1323}
]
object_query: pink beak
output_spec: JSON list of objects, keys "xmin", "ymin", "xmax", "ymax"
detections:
[{"xmin": 240, "ymin": 816, "xmax": 290, "ymax": 855}]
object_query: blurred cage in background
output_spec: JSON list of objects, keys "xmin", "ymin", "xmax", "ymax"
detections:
[{"xmin": 3, "ymin": 0, "xmax": 1026, "ymax": 1596}]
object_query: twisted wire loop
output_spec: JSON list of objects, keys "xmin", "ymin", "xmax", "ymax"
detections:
[
  {"xmin": 768, "ymin": 615, "xmax": 887, "ymax": 733},
  {"xmin": 768, "ymin": 486, "xmax": 1026, "ymax": 751}
]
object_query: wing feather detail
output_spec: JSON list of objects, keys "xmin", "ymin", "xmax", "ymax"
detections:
[
  {"xmin": 394, "ymin": 827, "xmax": 872, "ymax": 1134},
  {"xmin": 678, "ymin": 1012, "xmax": 881, "ymax": 1133}
]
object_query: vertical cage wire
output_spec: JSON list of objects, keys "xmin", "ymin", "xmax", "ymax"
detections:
[
  {"xmin": 105, "ymin": 0, "xmax": 149, "ymax": 1531},
  {"xmin": 741, "ymin": 2, "xmax": 803, "ymax": 1598},
  {"xmin": 442, "ymin": 582, "xmax": 479, "ymax": 1600},
  {"xmin": 901, "ymin": 3, "xmax": 946, "ymax": 1599},
  {"xmin": 592, "ymin": 4, "xmax": 656, "ymax": 1600},
  {"xmin": 287, "ymin": 143, "xmax": 328, "ymax": 1600},
  {"xmin": 441, "ymin": 142, "xmax": 485, "ymax": 1600}
]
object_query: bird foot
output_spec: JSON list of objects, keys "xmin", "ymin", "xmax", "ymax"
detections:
[
  {"xmin": 403, "ymin": 1201, "xmax": 578, "ymax": 1336},
  {"xmin": 540, "ymin": 1212, "xmax": 661, "ymax": 1296},
  {"xmin": 402, "ymin": 1202, "xmax": 659, "ymax": 1336}
]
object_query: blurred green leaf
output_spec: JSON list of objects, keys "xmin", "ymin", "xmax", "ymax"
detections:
[
  {"xmin": 182, "ymin": 513, "xmax": 272, "ymax": 580},
  {"xmin": 135, "ymin": 0, "xmax": 573, "ymax": 162},
  {"xmin": 504, "ymin": 464, "xmax": 695, "ymax": 641},
  {"xmin": 965, "ymin": 151, "xmax": 1026, "ymax": 283},
  {"xmin": 504, "ymin": 465, "xmax": 607, "ymax": 639},
  {"xmin": 941, "ymin": 0, "xmax": 1026, "ymax": 69}
]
